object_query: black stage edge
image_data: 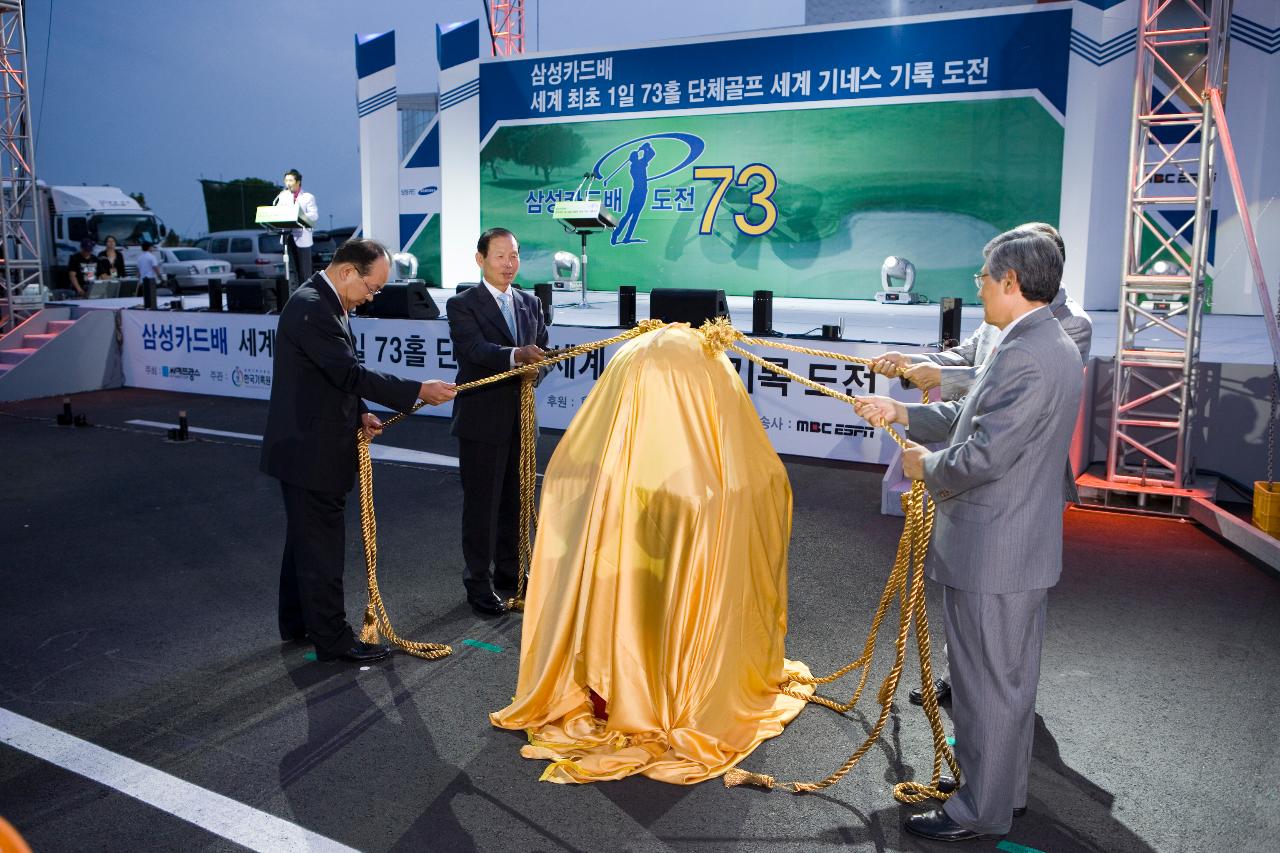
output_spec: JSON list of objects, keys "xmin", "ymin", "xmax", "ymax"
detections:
[{"xmin": 0, "ymin": 388, "xmax": 1277, "ymax": 852}]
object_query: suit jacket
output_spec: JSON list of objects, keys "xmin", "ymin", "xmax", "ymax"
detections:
[
  {"xmin": 447, "ymin": 282, "xmax": 549, "ymax": 445},
  {"xmin": 910, "ymin": 289, "xmax": 1092, "ymax": 401},
  {"xmin": 904, "ymin": 306, "xmax": 1084, "ymax": 593},
  {"xmin": 260, "ymin": 274, "xmax": 421, "ymax": 493}
]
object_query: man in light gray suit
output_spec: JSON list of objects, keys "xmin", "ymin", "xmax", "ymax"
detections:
[
  {"xmin": 855, "ymin": 230, "xmax": 1084, "ymax": 842},
  {"xmin": 869, "ymin": 222, "xmax": 1092, "ymax": 708}
]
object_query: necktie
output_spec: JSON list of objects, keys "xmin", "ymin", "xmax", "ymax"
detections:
[{"xmin": 498, "ymin": 291, "xmax": 517, "ymax": 341}]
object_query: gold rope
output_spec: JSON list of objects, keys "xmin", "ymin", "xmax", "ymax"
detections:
[
  {"xmin": 356, "ymin": 320, "xmax": 665, "ymax": 654},
  {"xmin": 353, "ymin": 314, "xmax": 955, "ymax": 804},
  {"xmin": 700, "ymin": 318, "xmax": 957, "ymax": 803}
]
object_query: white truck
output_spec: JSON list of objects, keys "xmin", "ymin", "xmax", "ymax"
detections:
[{"xmin": 38, "ymin": 183, "xmax": 169, "ymax": 287}]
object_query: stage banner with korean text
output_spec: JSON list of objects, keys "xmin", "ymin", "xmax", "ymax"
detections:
[
  {"xmin": 476, "ymin": 6, "xmax": 1070, "ymax": 303},
  {"xmin": 119, "ymin": 310, "xmax": 920, "ymax": 464}
]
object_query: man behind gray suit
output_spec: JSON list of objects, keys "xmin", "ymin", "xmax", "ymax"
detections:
[{"xmin": 855, "ymin": 230, "xmax": 1084, "ymax": 842}]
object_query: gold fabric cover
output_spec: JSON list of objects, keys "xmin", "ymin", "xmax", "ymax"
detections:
[{"xmin": 490, "ymin": 324, "xmax": 811, "ymax": 784}]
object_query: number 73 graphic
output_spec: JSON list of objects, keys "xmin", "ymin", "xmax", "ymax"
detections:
[{"xmin": 692, "ymin": 164, "xmax": 778, "ymax": 236}]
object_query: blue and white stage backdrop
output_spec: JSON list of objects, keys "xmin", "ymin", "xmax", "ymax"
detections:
[{"xmin": 120, "ymin": 310, "xmax": 924, "ymax": 464}]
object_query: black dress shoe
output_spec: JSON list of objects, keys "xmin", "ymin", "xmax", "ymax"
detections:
[
  {"xmin": 280, "ymin": 632, "xmax": 307, "ymax": 643},
  {"xmin": 904, "ymin": 808, "xmax": 997, "ymax": 842},
  {"xmin": 468, "ymin": 593, "xmax": 508, "ymax": 617},
  {"xmin": 909, "ymin": 677, "xmax": 951, "ymax": 706},
  {"xmin": 929, "ymin": 778, "xmax": 1026, "ymax": 818},
  {"xmin": 316, "ymin": 641, "xmax": 391, "ymax": 663},
  {"xmin": 494, "ymin": 586, "xmax": 518, "ymax": 601}
]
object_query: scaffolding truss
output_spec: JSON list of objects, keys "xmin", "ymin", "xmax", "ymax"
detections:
[
  {"xmin": 1107, "ymin": 0, "xmax": 1231, "ymax": 488},
  {"xmin": 487, "ymin": 0, "xmax": 525, "ymax": 56},
  {"xmin": 0, "ymin": 0, "xmax": 42, "ymax": 333}
]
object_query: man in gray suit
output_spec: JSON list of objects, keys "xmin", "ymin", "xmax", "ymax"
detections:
[
  {"xmin": 855, "ymin": 229, "xmax": 1084, "ymax": 842},
  {"xmin": 869, "ymin": 222, "xmax": 1092, "ymax": 708}
]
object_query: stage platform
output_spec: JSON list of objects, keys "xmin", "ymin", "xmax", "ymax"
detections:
[
  {"xmin": 63, "ymin": 288, "xmax": 1277, "ymax": 365},
  {"xmin": 0, "ymin": 387, "xmax": 1276, "ymax": 853}
]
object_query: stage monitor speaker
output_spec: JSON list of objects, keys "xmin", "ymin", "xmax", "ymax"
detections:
[
  {"xmin": 649, "ymin": 287, "xmax": 729, "ymax": 327},
  {"xmin": 939, "ymin": 297, "xmax": 963, "ymax": 349},
  {"xmin": 225, "ymin": 280, "xmax": 271, "ymax": 314},
  {"xmin": 618, "ymin": 285, "xmax": 637, "ymax": 328},
  {"xmin": 273, "ymin": 278, "xmax": 290, "ymax": 314},
  {"xmin": 356, "ymin": 281, "xmax": 441, "ymax": 319},
  {"xmin": 207, "ymin": 280, "xmax": 224, "ymax": 312},
  {"xmin": 534, "ymin": 282, "xmax": 554, "ymax": 326},
  {"xmin": 752, "ymin": 289, "xmax": 773, "ymax": 336}
]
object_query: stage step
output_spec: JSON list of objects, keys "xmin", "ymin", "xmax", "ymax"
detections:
[
  {"xmin": 23, "ymin": 332, "xmax": 58, "ymax": 349},
  {"xmin": 0, "ymin": 316, "xmax": 78, "ymax": 371},
  {"xmin": 1, "ymin": 347, "xmax": 38, "ymax": 364}
]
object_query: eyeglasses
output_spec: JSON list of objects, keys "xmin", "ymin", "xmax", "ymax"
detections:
[
  {"xmin": 973, "ymin": 270, "xmax": 989, "ymax": 290},
  {"xmin": 358, "ymin": 275, "xmax": 381, "ymax": 298}
]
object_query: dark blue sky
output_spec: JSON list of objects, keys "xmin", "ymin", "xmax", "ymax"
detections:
[{"xmin": 28, "ymin": 0, "xmax": 799, "ymax": 240}]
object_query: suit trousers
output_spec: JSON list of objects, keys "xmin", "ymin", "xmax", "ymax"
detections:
[
  {"xmin": 285, "ymin": 236, "xmax": 312, "ymax": 288},
  {"xmin": 941, "ymin": 584, "xmax": 1048, "ymax": 835},
  {"xmin": 459, "ymin": 433, "xmax": 521, "ymax": 597},
  {"xmin": 278, "ymin": 481, "xmax": 355, "ymax": 655}
]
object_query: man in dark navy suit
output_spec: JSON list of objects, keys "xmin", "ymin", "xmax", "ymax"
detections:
[
  {"xmin": 261, "ymin": 238, "xmax": 456, "ymax": 662},
  {"xmin": 447, "ymin": 228, "xmax": 548, "ymax": 616}
]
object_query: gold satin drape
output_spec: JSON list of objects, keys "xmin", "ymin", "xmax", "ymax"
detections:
[{"xmin": 490, "ymin": 325, "xmax": 812, "ymax": 784}]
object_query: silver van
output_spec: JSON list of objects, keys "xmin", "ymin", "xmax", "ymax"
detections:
[{"xmin": 204, "ymin": 229, "xmax": 286, "ymax": 279}]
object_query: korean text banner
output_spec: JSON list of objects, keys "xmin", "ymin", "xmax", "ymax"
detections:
[
  {"xmin": 120, "ymin": 310, "xmax": 922, "ymax": 464},
  {"xmin": 476, "ymin": 6, "xmax": 1070, "ymax": 304}
]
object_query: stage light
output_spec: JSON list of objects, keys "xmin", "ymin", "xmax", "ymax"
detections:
[
  {"xmin": 552, "ymin": 251, "xmax": 581, "ymax": 291},
  {"xmin": 1146, "ymin": 259, "xmax": 1185, "ymax": 276},
  {"xmin": 391, "ymin": 252, "xmax": 419, "ymax": 280},
  {"xmin": 876, "ymin": 256, "xmax": 925, "ymax": 304}
]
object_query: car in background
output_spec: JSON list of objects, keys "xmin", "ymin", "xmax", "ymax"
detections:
[
  {"xmin": 158, "ymin": 247, "xmax": 233, "ymax": 292},
  {"xmin": 204, "ymin": 229, "xmax": 286, "ymax": 279},
  {"xmin": 310, "ymin": 230, "xmax": 338, "ymax": 269}
]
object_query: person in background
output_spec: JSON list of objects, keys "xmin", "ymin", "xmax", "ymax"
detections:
[
  {"xmin": 67, "ymin": 239, "xmax": 98, "ymax": 297},
  {"xmin": 97, "ymin": 235, "xmax": 126, "ymax": 280},
  {"xmin": 273, "ymin": 169, "xmax": 319, "ymax": 287},
  {"xmin": 135, "ymin": 241, "xmax": 163, "ymax": 295}
]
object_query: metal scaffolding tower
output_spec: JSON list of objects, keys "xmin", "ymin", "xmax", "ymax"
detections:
[
  {"xmin": 0, "ymin": 0, "xmax": 42, "ymax": 333},
  {"xmin": 1107, "ymin": 0, "xmax": 1231, "ymax": 488},
  {"xmin": 487, "ymin": 0, "xmax": 526, "ymax": 56}
]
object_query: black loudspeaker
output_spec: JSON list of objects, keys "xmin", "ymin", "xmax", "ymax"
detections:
[
  {"xmin": 207, "ymin": 280, "xmax": 224, "ymax": 312},
  {"xmin": 225, "ymin": 280, "xmax": 271, "ymax": 314},
  {"xmin": 273, "ymin": 278, "xmax": 290, "ymax": 314},
  {"xmin": 357, "ymin": 281, "xmax": 441, "ymax": 319},
  {"xmin": 649, "ymin": 288, "xmax": 729, "ymax": 326},
  {"xmin": 534, "ymin": 282, "xmax": 554, "ymax": 326},
  {"xmin": 752, "ymin": 289, "xmax": 774, "ymax": 336},
  {"xmin": 618, "ymin": 285, "xmax": 637, "ymax": 328},
  {"xmin": 939, "ymin": 297, "xmax": 963, "ymax": 348}
]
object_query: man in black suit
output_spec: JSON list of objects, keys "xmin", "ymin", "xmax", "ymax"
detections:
[
  {"xmin": 261, "ymin": 238, "xmax": 456, "ymax": 662},
  {"xmin": 447, "ymin": 227, "xmax": 548, "ymax": 616}
]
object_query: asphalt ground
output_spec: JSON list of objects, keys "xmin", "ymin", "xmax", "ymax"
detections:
[{"xmin": 0, "ymin": 388, "xmax": 1276, "ymax": 853}]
